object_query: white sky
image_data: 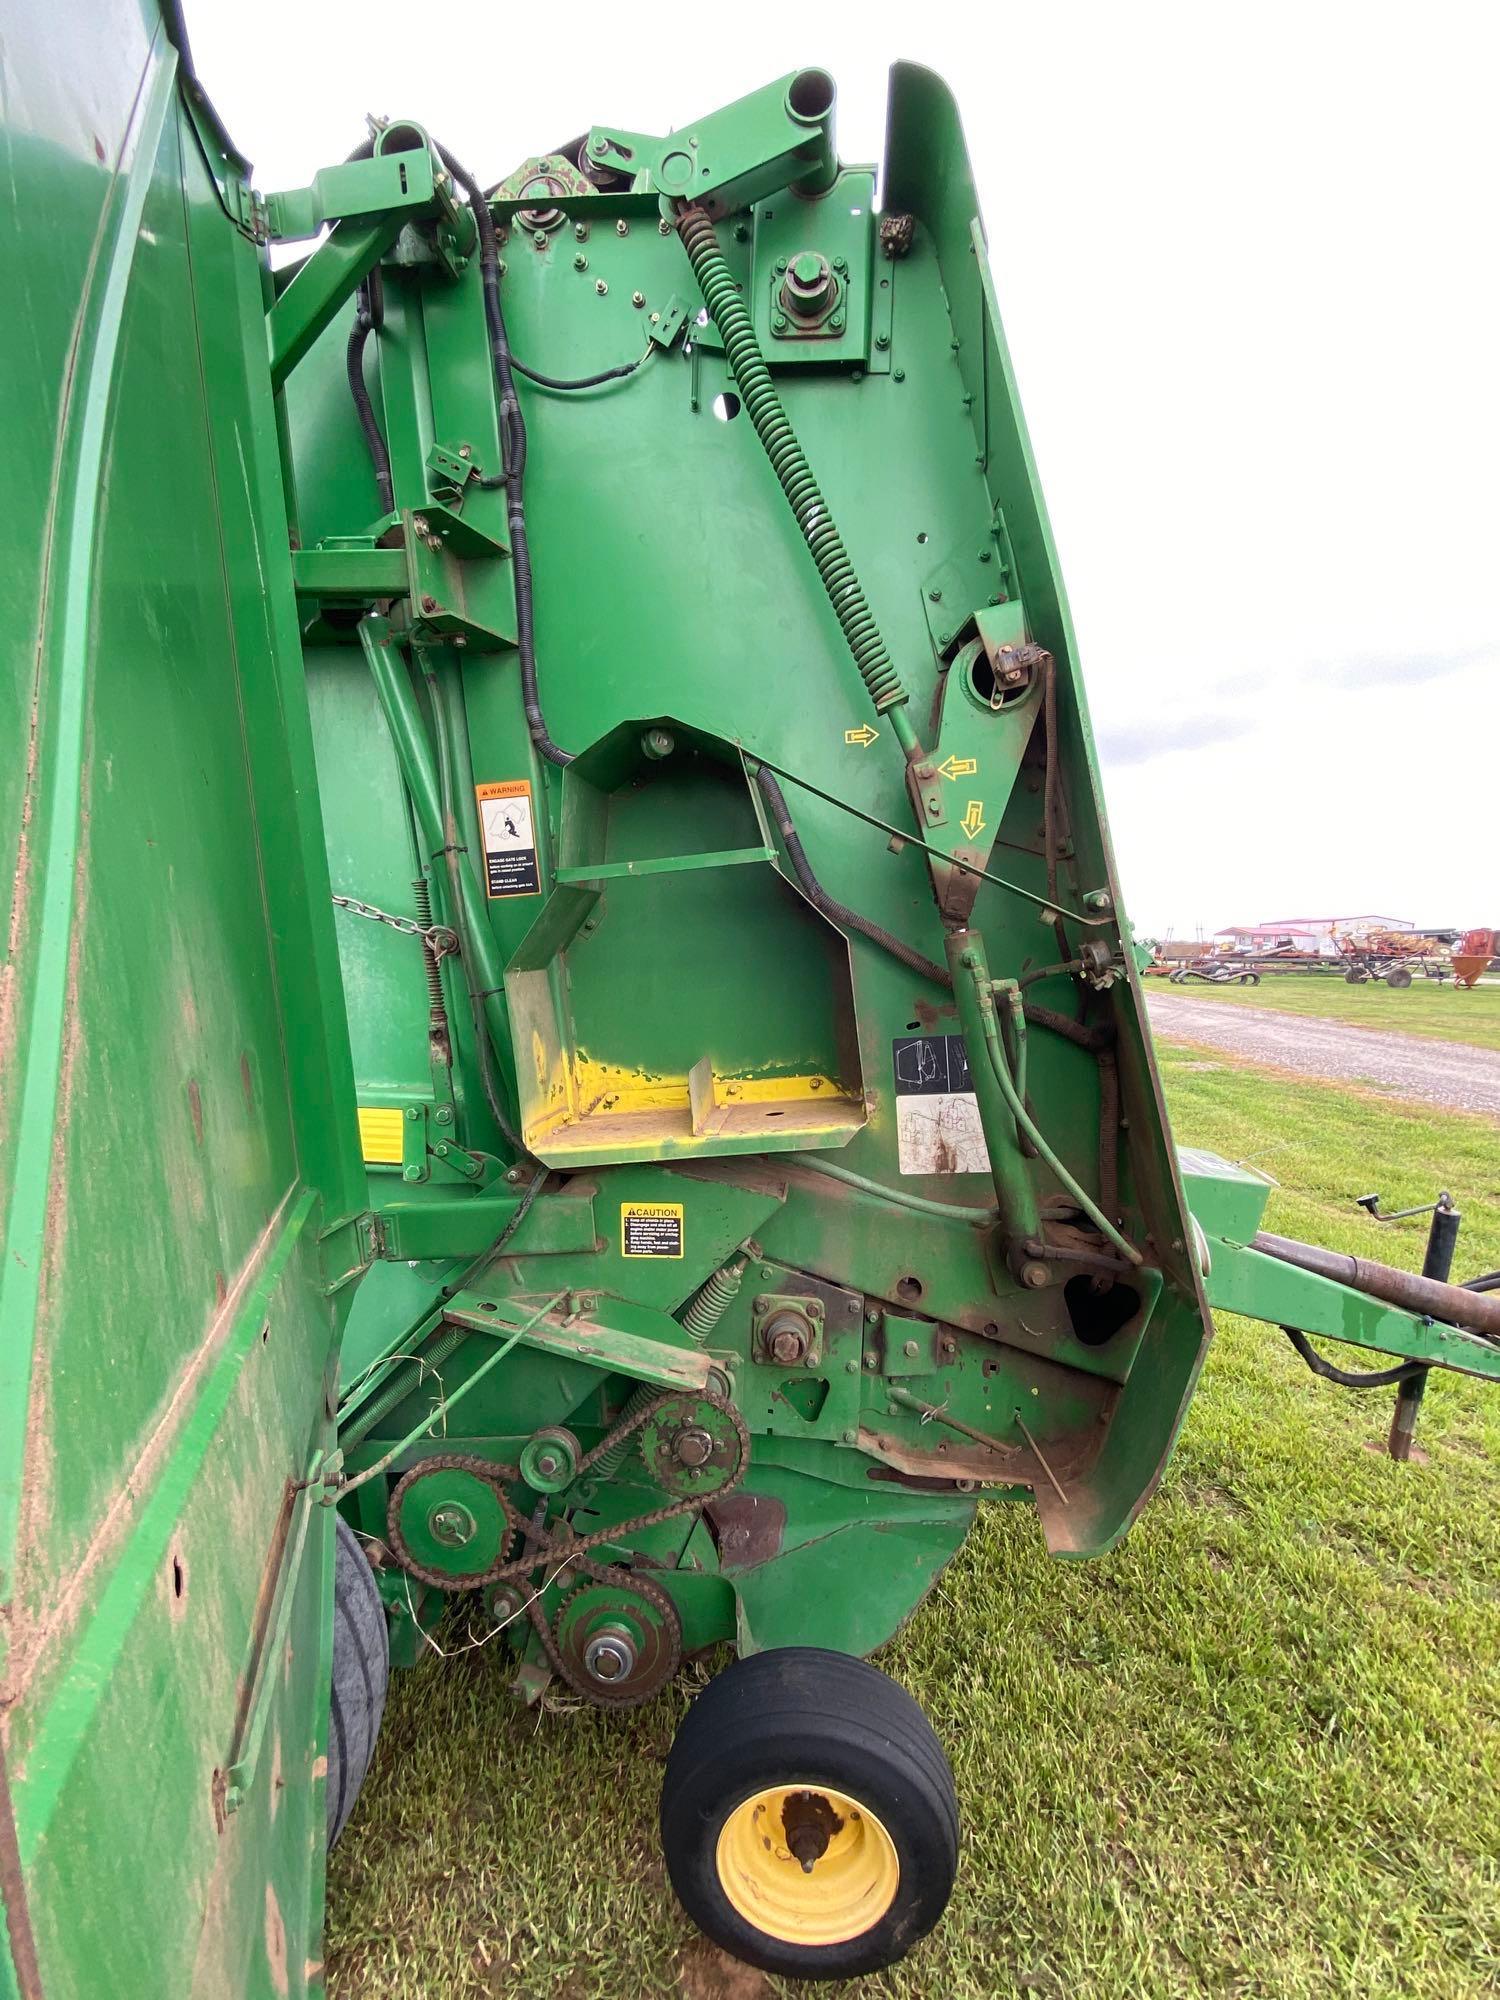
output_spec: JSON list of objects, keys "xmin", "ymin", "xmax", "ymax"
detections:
[{"xmin": 189, "ymin": 0, "xmax": 1499, "ymax": 942}]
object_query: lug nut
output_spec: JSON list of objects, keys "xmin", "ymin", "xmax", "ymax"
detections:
[{"xmin": 1021, "ymin": 1261, "xmax": 1051, "ymax": 1289}]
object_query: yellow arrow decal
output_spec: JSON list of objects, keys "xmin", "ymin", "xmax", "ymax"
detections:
[
  {"xmin": 937, "ymin": 754, "xmax": 978, "ymax": 780},
  {"xmin": 960, "ymin": 800, "xmax": 987, "ymax": 841},
  {"xmin": 844, "ymin": 724, "xmax": 879, "ymax": 747}
]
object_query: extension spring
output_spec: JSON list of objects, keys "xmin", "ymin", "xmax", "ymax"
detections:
[{"xmin": 676, "ymin": 205, "xmax": 910, "ymax": 718}]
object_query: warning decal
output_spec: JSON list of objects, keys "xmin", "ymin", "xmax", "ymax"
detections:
[
  {"xmin": 620, "ymin": 1201, "xmax": 685, "ymax": 1258},
  {"xmin": 891, "ymin": 1034, "xmax": 992, "ymax": 1177},
  {"xmin": 475, "ymin": 779, "xmax": 541, "ymax": 898}
]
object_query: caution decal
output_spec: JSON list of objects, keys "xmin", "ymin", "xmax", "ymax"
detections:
[
  {"xmin": 620, "ymin": 1201, "xmax": 685, "ymax": 1258},
  {"xmin": 475, "ymin": 778, "xmax": 541, "ymax": 898}
]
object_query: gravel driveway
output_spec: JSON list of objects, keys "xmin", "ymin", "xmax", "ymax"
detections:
[{"xmin": 1145, "ymin": 992, "xmax": 1500, "ymax": 1117}]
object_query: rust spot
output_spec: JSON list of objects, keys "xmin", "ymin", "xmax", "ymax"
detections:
[
  {"xmin": 912, "ymin": 998, "xmax": 957, "ymax": 1031},
  {"xmin": 215, "ymin": 1270, "xmax": 227, "ymax": 1308},
  {"xmin": 240, "ymin": 1050, "xmax": 254, "ymax": 1108},
  {"xmin": 704, "ymin": 1494, "xmax": 787, "ymax": 1571},
  {"xmin": 264, "ymin": 1883, "xmax": 289, "ymax": 1997},
  {"xmin": 187, "ymin": 1078, "xmax": 204, "ymax": 1147}
]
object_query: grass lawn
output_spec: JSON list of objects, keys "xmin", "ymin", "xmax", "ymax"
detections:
[
  {"xmin": 327, "ymin": 1053, "xmax": 1500, "ymax": 2000},
  {"xmin": 1150, "ymin": 971, "xmax": 1500, "ymax": 1053}
]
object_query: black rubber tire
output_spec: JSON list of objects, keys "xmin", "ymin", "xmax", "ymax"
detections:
[
  {"xmin": 660, "ymin": 1648, "xmax": 958, "ymax": 1980},
  {"xmin": 1386, "ymin": 967, "xmax": 1413, "ymax": 988},
  {"xmin": 328, "ymin": 1514, "xmax": 389, "ymax": 1847}
]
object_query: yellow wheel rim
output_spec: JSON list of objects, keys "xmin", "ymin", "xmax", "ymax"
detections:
[{"xmin": 714, "ymin": 1784, "xmax": 899, "ymax": 1946}]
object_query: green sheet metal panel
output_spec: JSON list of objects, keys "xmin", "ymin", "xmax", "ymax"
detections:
[{"xmin": 0, "ymin": 8, "xmax": 361, "ymax": 1994}]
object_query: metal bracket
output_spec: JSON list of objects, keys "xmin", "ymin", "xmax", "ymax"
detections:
[{"xmin": 750, "ymin": 1291, "xmax": 825, "ymax": 1368}]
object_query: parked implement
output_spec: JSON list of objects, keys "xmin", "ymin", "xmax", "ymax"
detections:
[{"xmin": 7, "ymin": 9, "xmax": 1500, "ymax": 1989}]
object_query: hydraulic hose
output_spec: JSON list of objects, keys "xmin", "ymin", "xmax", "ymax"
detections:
[
  {"xmin": 676, "ymin": 204, "xmax": 918, "ymax": 755},
  {"xmin": 1281, "ymin": 1326, "xmax": 1424, "ymax": 1390},
  {"xmin": 434, "ymin": 144, "xmax": 574, "ymax": 767},
  {"xmin": 754, "ymin": 766, "xmax": 947, "ymax": 985},
  {"xmin": 421, "ymin": 656, "xmax": 530, "ymax": 1160},
  {"xmin": 346, "ymin": 280, "xmax": 394, "ymax": 512}
]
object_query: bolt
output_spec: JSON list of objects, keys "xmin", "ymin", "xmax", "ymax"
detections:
[
  {"xmin": 842, "ymin": 1429, "xmax": 857, "ymax": 1444},
  {"xmin": 412, "ymin": 516, "xmax": 429, "ymax": 536},
  {"xmin": 926, "ymin": 799, "xmax": 941, "ymax": 817},
  {"xmin": 903, "ymin": 1339, "xmax": 920, "ymax": 1359},
  {"xmin": 434, "ymin": 1105, "xmax": 452, "ymax": 1125},
  {"xmin": 893, "ymin": 367, "xmax": 905, "ymax": 382},
  {"xmin": 846, "ymin": 1359, "xmax": 859, "ymax": 1374},
  {"xmin": 830, "ymin": 312, "xmax": 845, "ymax": 330},
  {"xmin": 592, "ymin": 138, "xmax": 609, "ymax": 156},
  {"xmin": 574, "ymin": 221, "xmax": 588, "ymax": 241},
  {"xmin": 533, "ymin": 231, "xmax": 546, "ymax": 250},
  {"xmin": 595, "ymin": 279, "xmax": 608, "ymax": 295},
  {"xmin": 916, "ymin": 763, "xmax": 935, "ymax": 780},
  {"xmin": 772, "ymin": 312, "xmax": 789, "ymax": 333},
  {"xmin": 875, "ymin": 333, "xmax": 889, "ymax": 350},
  {"xmin": 458, "ymin": 443, "xmax": 471, "ymax": 459},
  {"xmin": 673, "ymin": 1426, "xmax": 714, "ymax": 1468},
  {"xmin": 406, "ymin": 1107, "xmax": 420, "ymax": 1121},
  {"xmin": 775, "ymin": 258, "xmax": 788, "ymax": 275},
  {"xmin": 770, "ymin": 1326, "xmax": 808, "ymax": 1366},
  {"xmin": 420, "ymin": 594, "xmax": 438, "ymax": 612},
  {"xmin": 429, "ymin": 1503, "xmax": 474, "ymax": 1547},
  {"xmin": 615, "ymin": 218, "xmax": 629, "ymax": 237},
  {"xmin": 833, "ymin": 256, "xmax": 848, "ymax": 274},
  {"xmin": 632, "ymin": 290, "xmax": 646, "ymax": 308},
  {"xmin": 866, "ymin": 1308, "xmax": 880, "ymax": 1323},
  {"xmin": 1021, "ymin": 1261, "xmax": 1050, "ymax": 1290},
  {"xmin": 435, "ymin": 1141, "xmax": 448, "ymax": 1157},
  {"xmin": 402, "ymin": 1163, "xmax": 420, "ymax": 1182},
  {"xmin": 733, "ymin": 221, "xmax": 750, "ymax": 241},
  {"xmin": 649, "ymin": 311, "xmax": 660, "ymax": 324},
  {"xmin": 574, "ymin": 252, "xmax": 588, "ymax": 271},
  {"xmin": 658, "ymin": 217, "xmax": 672, "ymax": 235},
  {"xmin": 534, "ymin": 1449, "xmax": 564, "ymax": 1480}
]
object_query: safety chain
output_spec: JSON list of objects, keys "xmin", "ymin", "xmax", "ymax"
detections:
[{"xmin": 332, "ymin": 894, "xmax": 459, "ymax": 957}]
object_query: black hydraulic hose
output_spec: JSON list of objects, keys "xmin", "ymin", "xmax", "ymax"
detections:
[
  {"xmin": 420, "ymin": 656, "xmax": 532, "ymax": 1162},
  {"xmin": 753, "ymin": 766, "xmax": 1125, "ymax": 1069},
  {"xmin": 346, "ymin": 281, "xmax": 394, "ymax": 513},
  {"xmin": 433, "ymin": 143, "xmax": 573, "ymax": 767},
  {"xmin": 1282, "ymin": 1325, "xmax": 1425, "ymax": 1389},
  {"xmin": 753, "ymin": 766, "xmax": 948, "ymax": 986},
  {"xmin": 506, "ymin": 352, "xmax": 645, "ymax": 393}
]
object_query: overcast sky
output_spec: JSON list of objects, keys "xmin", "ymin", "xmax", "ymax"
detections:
[{"xmin": 190, "ymin": 0, "xmax": 1499, "ymax": 942}]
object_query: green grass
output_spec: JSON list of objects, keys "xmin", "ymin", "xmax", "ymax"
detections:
[
  {"xmin": 1152, "ymin": 971, "xmax": 1500, "ymax": 1052},
  {"xmin": 327, "ymin": 1056, "xmax": 1500, "ymax": 2000}
]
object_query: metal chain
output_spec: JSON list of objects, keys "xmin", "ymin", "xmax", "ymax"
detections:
[{"xmin": 332, "ymin": 894, "xmax": 459, "ymax": 957}]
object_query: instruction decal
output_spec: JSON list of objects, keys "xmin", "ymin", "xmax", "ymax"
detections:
[
  {"xmin": 475, "ymin": 778, "xmax": 540, "ymax": 898},
  {"xmin": 620, "ymin": 1201, "xmax": 685, "ymax": 1259},
  {"xmin": 891, "ymin": 1034, "xmax": 991, "ymax": 1177}
]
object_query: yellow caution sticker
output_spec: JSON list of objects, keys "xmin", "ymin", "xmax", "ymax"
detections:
[
  {"xmin": 620, "ymin": 1201, "xmax": 685, "ymax": 1258},
  {"xmin": 358, "ymin": 1105, "xmax": 406, "ymax": 1165}
]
